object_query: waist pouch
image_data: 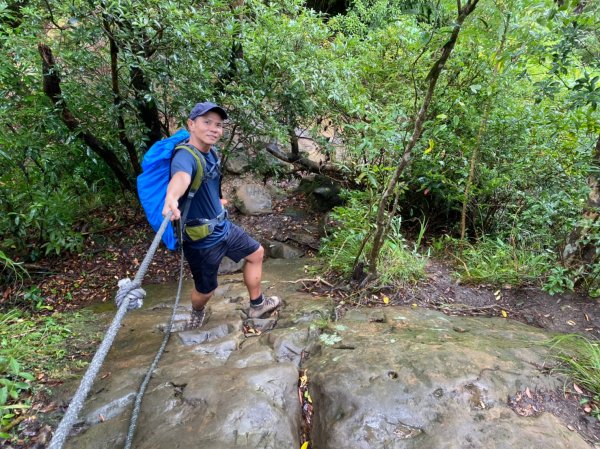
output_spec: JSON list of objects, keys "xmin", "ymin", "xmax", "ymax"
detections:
[{"xmin": 184, "ymin": 210, "xmax": 227, "ymax": 242}]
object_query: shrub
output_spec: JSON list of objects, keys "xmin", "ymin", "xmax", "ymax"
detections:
[
  {"xmin": 319, "ymin": 190, "xmax": 426, "ymax": 286},
  {"xmin": 440, "ymin": 236, "xmax": 552, "ymax": 286}
]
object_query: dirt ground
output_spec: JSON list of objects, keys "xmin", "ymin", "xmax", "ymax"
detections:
[{"xmin": 4, "ymin": 185, "xmax": 600, "ymax": 448}]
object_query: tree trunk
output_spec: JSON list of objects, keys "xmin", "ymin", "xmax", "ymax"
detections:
[
  {"xmin": 562, "ymin": 134, "xmax": 600, "ymax": 267},
  {"xmin": 460, "ymin": 97, "xmax": 489, "ymax": 240},
  {"xmin": 130, "ymin": 66, "xmax": 162, "ymax": 148},
  {"xmin": 460, "ymin": 12, "xmax": 510, "ymax": 240},
  {"xmin": 38, "ymin": 43, "xmax": 134, "ymax": 192},
  {"xmin": 366, "ymin": 0, "xmax": 479, "ymax": 276},
  {"xmin": 104, "ymin": 17, "xmax": 141, "ymax": 175}
]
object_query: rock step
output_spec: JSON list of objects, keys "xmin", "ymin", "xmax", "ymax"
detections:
[{"xmin": 64, "ymin": 260, "xmax": 590, "ymax": 449}]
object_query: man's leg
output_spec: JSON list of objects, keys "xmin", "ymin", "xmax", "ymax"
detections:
[
  {"xmin": 191, "ymin": 289, "xmax": 214, "ymax": 311},
  {"xmin": 243, "ymin": 245, "xmax": 280, "ymax": 318},
  {"xmin": 243, "ymin": 245, "xmax": 264, "ymax": 299},
  {"xmin": 223, "ymin": 224, "xmax": 280, "ymax": 318},
  {"xmin": 183, "ymin": 242, "xmax": 224, "ymax": 330},
  {"xmin": 186, "ymin": 289, "xmax": 213, "ymax": 330}
]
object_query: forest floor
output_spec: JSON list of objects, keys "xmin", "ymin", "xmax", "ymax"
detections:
[{"xmin": 3, "ymin": 189, "xmax": 600, "ymax": 447}]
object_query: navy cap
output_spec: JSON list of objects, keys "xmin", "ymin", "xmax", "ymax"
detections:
[{"xmin": 189, "ymin": 102, "xmax": 228, "ymax": 120}]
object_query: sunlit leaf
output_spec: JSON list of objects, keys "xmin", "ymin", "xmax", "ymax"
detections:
[{"xmin": 424, "ymin": 139, "xmax": 434, "ymax": 154}]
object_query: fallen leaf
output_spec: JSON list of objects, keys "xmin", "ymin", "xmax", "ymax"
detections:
[
  {"xmin": 525, "ymin": 387, "xmax": 532, "ymax": 399},
  {"xmin": 566, "ymin": 320, "xmax": 576, "ymax": 326},
  {"xmin": 300, "ymin": 442, "xmax": 309, "ymax": 449},
  {"xmin": 567, "ymin": 424, "xmax": 575, "ymax": 431},
  {"xmin": 304, "ymin": 391, "xmax": 312, "ymax": 403},
  {"xmin": 584, "ymin": 313, "xmax": 589, "ymax": 322},
  {"xmin": 501, "ymin": 310, "xmax": 508, "ymax": 318},
  {"xmin": 383, "ymin": 295, "xmax": 390, "ymax": 305},
  {"xmin": 573, "ymin": 383, "xmax": 583, "ymax": 394},
  {"xmin": 584, "ymin": 405, "xmax": 592, "ymax": 413},
  {"xmin": 299, "ymin": 374, "xmax": 308, "ymax": 387}
]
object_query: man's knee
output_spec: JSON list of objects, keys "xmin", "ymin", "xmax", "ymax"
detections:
[
  {"xmin": 245, "ymin": 245, "xmax": 264, "ymax": 263},
  {"xmin": 192, "ymin": 288, "xmax": 214, "ymax": 303}
]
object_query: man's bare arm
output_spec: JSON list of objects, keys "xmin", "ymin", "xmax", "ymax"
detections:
[{"xmin": 162, "ymin": 171, "xmax": 192, "ymax": 220}]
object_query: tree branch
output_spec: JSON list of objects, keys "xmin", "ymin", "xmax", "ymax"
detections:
[
  {"xmin": 103, "ymin": 17, "xmax": 141, "ymax": 174},
  {"xmin": 37, "ymin": 43, "xmax": 134, "ymax": 192},
  {"xmin": 265, "ymin": 142, "xmax": 343, "ymax": 177},
  {"xmin": 368, "ymin": 0, "xmax": 480, "ymax": 275}
]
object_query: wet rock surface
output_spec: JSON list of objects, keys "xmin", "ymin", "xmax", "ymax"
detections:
[
  {"xmin": 63, "ymin": 260, "xmax": 593, "ymax": 449},
  {"xmin": 305, "ymin": 308, "xmax": 590, "ymax": 449}
]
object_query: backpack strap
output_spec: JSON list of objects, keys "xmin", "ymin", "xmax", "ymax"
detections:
[
  {"xmin": 174, "ymin": 143, "xmax": 206, "ymax": 225},
  {"xmin": 174, "ymin": 143, "xmax": 206, "ymax": 189}
]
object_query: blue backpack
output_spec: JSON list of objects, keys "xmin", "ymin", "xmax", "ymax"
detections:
[{"xmin": 137, "ymin": 129, "xmax": 210, "ymax": 250}]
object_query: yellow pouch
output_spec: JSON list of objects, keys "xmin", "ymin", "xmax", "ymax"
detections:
[{"xmin": 184, "ymin": 222, "xmax": 214, "ymax": 241}]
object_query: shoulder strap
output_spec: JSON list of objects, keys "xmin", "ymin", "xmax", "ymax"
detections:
[
  {"xmin": 174, "ymin": 143, "xmax": 206, "ymax": 191},
  {"xmin": 174, "ymin": 143, "xmax": 206, "ymax": 224},
  {"xmin": 209, "ymin": 146, "xmax": 220, "ymax": 164}
]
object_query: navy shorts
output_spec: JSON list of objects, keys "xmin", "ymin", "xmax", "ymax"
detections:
[{"xmin": 183, "ymin": 223, "xmax": 261, "ymax": 294}]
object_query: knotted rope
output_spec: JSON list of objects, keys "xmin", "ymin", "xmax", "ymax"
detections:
[
  {"xmin": 115, "ymin": 278, "xmax": 146, "ymax": 310},
  {"xmin": 48, "ymin": 212, "xmax": 175, "ymax": 449},
  {"xmin": 123, "ymin": 223, "xmax": 185, "ymax": 449}
]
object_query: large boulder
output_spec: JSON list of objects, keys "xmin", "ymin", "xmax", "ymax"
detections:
[
  {"xmin": 64, "ymin": 260, "xmax": 591, "ymax": 449},
  {"xmin": 218, "ymin": 256, "xmax": 245, "ymax": 274},
  {"xmin": 264, "ymin": 151, "xmax": 295, "ymax": 174},
  {"xmin": 234, "ymin": 184, "xmax": 273, "ymax": 215},
  {"xmin": 264, "ymin": 240, "xmax": 304, "ymax": 259},
  {"xmin": 298, "ymin": 174, "xmax": 343, "ymax": 212},
  {"xmin": 224, "ymin": 148, "xmax": 252, "ymax": 175}
]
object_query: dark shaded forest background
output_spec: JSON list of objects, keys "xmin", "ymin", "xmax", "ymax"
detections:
[{"xmin": 2, "ymin": 0, "xmax": 597, "ymax": 295}]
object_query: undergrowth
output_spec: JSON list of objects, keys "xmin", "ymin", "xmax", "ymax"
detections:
[
  {"xmin": 548, "ymin": 334, "xmax": 600, "ymax": 420},
  {"xmin": 436, "ymin": 236, "xmax": 551, "ymax": 286},
  {"xmin": 319, "ymin": 190, "xmax": 427, "ymax": 286},
  {"xmin": 0, "ymin": 309, "xmax": 101, "ymax": 439}
]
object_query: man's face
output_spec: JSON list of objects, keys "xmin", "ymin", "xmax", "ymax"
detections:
[{"xmin": 188, "ymin": 111, "xmax": 224, "ymax": 150}]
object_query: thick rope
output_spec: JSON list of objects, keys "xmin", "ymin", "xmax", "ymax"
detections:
[
  {"xmin": 124, "ymin": 223, "xmax": 186, "ymax": 449},
  {"xmin": 47, "ymin": 212, "xmax": 173, "ymax": 449}
]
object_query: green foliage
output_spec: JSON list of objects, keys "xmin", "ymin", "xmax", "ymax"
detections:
[
  {"xmin": 0, "ymin": 251, "xmax": 27, "ymax": 288},
  {"xmin": 0, "ymin": 0, "xmax": 598, "ymax": 290},
  {"xmin": 0, "ymin": 353, "xmax": 33, "ymax": 439},
  {"xmin": 0, "ymin": 308, "xmax": 101, "ymax": 437},
  {"xmin": 246, "ymin": 152, "xmax": 291, "ymax": 180},
  {"xmin": 320, "ymin": 190, "xmax": 426, "ymax": 285},
  {"xmin": 548, "ymin": 334, "xmax": 600, "ymax": 400},
  {"xmin": 544, "ymin": 266, "xmax": 576, "ymax": 295},
  {"xmin": 543, "ymin": 217, "xmax": 600, "ymax": 297},
  {"xmin": 441, "ymin": 236, "xmax": 551, "ymax": 287}
]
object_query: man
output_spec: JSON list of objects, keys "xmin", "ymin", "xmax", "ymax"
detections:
[{"xmin": 162, "ymin": 102, "xmax": 280, "ymax": 329}]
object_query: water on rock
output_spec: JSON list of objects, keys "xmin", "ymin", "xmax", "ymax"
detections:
[{"xmin": 62, "ymin": 260, "xmax": 590, "ymax": 449}]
